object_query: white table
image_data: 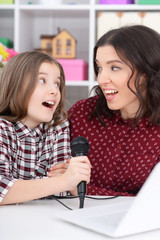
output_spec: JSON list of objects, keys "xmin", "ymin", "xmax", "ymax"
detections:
[{"xmin": 1, "ymin": 196, "xmax": 160, "ymax": 240}]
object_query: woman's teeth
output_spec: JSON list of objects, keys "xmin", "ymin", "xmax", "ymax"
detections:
[{"xmin": 104, "ymin": 90, "xmax": 118, "ymax": 94}]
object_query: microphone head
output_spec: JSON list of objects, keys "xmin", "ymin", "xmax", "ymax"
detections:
[{"xmin": 71, "ymin": 136, "xmax": 90, "ymax": 156}]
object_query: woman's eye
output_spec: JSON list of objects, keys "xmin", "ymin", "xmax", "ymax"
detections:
[
  {"xmin": 96, "ymin": 65, "xmax": 102, "ymax": 72},
  {"xmin": 111, "ymin": 66, "xmax": 120, "ymax": 71}
]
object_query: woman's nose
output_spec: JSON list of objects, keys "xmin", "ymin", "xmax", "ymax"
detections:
[{"xmin": 98, "ymin": 70, "xmax": 111, "ymax": 84}]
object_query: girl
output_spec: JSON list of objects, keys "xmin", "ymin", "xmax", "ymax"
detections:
[{"xmin": 0, "ymin": 50, "xmax": 91, "ymax": 205}]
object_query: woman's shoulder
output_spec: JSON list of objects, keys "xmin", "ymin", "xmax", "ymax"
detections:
[{"xmin": 68, "ymin": 95, "xmax": 98, "ymax": 117}]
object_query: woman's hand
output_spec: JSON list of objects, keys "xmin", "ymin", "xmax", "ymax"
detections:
[{"xmin": 47, "ymin": 159, "xmax": 70, "ymax": 177}]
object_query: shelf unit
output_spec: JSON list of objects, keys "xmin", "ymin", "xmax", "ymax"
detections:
[{"xmin": 1, "ymin": 0, "xmax": 160, "ymax": 107}]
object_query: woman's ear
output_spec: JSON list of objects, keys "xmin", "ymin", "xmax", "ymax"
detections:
[{"xmin": 139, "ymin": 73, "xmax": 147, "ymax": 92}]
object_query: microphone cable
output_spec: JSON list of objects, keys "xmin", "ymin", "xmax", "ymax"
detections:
[{"xmin": 40, "ymin": 195, "xmax": 121, "ymax": 210}]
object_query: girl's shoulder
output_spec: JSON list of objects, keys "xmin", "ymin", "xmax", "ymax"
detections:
[
  {"xmin": 0, "ymin": 117, "xmax": 15, "ymax": 130},
  {"xmin": 0, "ymin": 118, "xmax": 16, "ymax": 139},
  {"xmin": 50, "ymin": 119, "xmax": 70, "ymax": 134},
  {"xmin": 56, "ymin": 118, "xmax": 69, "ymax": 129}
]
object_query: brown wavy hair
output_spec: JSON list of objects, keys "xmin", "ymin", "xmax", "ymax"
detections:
[
  {"xmin": 0, "ymin": 50, "xmax": 67, "ymax": 126},
  {"xmin": 92, "ymin": 25, "xmax": 160, "ymax": 126}
]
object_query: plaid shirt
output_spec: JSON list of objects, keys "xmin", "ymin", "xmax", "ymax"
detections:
[{"xmin": 0, "ymin": 118, "xmax": 71, "ymax": 202}]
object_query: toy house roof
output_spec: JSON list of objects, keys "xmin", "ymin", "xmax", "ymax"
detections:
[
  {"xmin": 40, "ymin": 29, "xmax": 77, "ymax": 42},
  {"xmin": 54, "ymin": 29, "xmax": 77, "ymax": 41},
  {"xmin": 40, "ymin": 35, "xmax": 55, "ymax": 39}
]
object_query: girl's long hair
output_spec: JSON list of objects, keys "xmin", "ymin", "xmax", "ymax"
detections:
[{"xmin": 0, "ymin": 50, "xmax": 67, "ymax": 126}]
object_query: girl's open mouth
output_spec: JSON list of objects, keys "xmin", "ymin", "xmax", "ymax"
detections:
[{"xmin": 42, "ymin": 101, "xmax": 54, "ymax": 109}]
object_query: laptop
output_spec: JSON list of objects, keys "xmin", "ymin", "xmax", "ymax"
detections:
[{"xmin": 58, "ymin": 162, "xmax": 160, "ymax": 238}]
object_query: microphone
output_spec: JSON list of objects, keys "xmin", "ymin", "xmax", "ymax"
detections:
[{"xmin": 71, "ymin": 136, "xmax": 90, "ymax": 208}]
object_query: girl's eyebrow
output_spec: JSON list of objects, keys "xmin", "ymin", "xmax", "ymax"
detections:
[
  {"xmin": 38, "ymin": 72, "xmax": 61, "ymax": 81},
  {"xmin": 38, "ymin": 72, "xmax": 47, "ymax": 75}
]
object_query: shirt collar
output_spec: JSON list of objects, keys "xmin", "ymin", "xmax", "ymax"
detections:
[
  {"xmin": 113, "ymin": 111, "xmax": 151, "ymax": 130},
  {"xmin": 14, "ymin": 121, "xmax": 46, "ymax": 140}
]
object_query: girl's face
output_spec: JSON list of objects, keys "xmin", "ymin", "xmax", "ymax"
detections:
[
  {"xmin": 96, "ymin": 45, "xmax": 145, "ymax": 119},
  {"xmin": 22, "ymin": 62, "xmax": 61, "ymax": 129}
]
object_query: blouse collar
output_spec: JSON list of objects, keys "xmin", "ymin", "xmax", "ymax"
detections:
[{"xmin": 113, "ymin": 111, "xmax": 151, "ymax": 130}]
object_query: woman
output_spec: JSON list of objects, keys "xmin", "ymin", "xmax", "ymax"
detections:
[{"xmin": 67, "ymin": 25, "xmax": 160, "ymax": 196}]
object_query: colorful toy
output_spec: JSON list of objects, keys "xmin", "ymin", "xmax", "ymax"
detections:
[{"xmin": 0, "ymin": 43, "xmax": 18, "ymax": 62}]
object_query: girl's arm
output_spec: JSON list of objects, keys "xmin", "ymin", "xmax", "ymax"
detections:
[{"xmin": 0, "ymin": 156, "xmax": 91, "ymax": 205}]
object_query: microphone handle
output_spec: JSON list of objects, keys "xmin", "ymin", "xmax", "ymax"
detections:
[
  {"xmin": 78, "ymin": 181, "xmax": 86, "ymax": 195},
  {"xmin": 74, "ymin": 152, "xmax": 87, "ymax": 208}
]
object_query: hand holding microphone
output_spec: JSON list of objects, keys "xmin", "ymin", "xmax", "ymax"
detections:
[
  {"xmin": 48, "ymin": 136, "xmax": 91, "ymax": 208},
  {"xmin": 71, "ymin": 136, "xmax": 90, "ymax": 208}
]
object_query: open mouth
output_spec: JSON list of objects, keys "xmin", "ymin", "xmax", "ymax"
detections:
[
  {"xmin": 104, "ymin": 89, "xmax": 118, "ymax": 97},
  {"xmin": 42, "ymin": 101, "xmax": 54, "ymax": 109}
]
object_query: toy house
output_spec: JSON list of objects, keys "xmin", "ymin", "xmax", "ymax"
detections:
[
  {"xmin": 40, "ymin": 29, "xmax": 76, "ymax": 59},
  {"xmin": 40, "ymin": 29, "xmax": 88, "ymax": 81},
  {"xmin": 40, "ymin": 35, "xmax": 54, "ymax": 56}
]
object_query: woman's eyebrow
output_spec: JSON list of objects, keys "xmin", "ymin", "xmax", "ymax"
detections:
[
  {"xmin": 95, "ymin": 59, "xmax": 123, "ymax": 64},
  {"xmin": 106, "ymin": 60, "xmax": 123, "ymax": 64}
]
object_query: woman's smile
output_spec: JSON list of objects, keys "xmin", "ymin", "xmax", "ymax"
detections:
[{"xmin": 96, "ymin": 45, "xmax": 144, "ymax": 119}]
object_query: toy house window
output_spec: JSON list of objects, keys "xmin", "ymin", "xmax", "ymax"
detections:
[
  {"xmin": 46, "ymin": 42, "xmax": 51, "ymax": 49},
  {"xmin": 66, "ymin": 39, "xmax": 71, "ymax": 55},
  {"xmin": 56, "ymin": 39, "xmax": 62, "ymax": 55},
  {"xmin": 66, "ymin": 39, "xmax": 71, "ymax": 46}
]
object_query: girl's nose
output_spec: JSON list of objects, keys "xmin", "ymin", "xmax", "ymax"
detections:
[{"xmin": 49, "ymin": 83, "xmax": 59, "ymax": 95}]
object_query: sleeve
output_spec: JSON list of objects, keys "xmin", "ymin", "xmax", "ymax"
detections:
[
  {"xmin": 0, "ymin": 127, "xmax": 18, "ymax": 203},
  {"xmin": 87, "ymin": 184, "xmax": 135, "ymax": 197},
  {"xmin": 52, "ymin": 120, "xmax": 72, "ymax": 197},
  {"xmin": 52, "ymin": 119, "xmax": 72, "ymax": 164}
]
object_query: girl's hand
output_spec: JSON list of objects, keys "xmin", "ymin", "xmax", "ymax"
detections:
[
  {"xmin": 47, "ymin": 159, "xmax": 70, "ymax": 177},
  {"xmin": 63, "ymin": 156, "xmax": 91, "ymax": 192}
]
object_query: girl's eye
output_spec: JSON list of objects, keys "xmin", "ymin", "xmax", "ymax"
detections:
[
  {"xmin": 54, "ymin": 82, "xmax": 60, "ymax": 88},
  {"xmin": 39, "ymin": 78, "xmax": 45, "ymax": 84}
]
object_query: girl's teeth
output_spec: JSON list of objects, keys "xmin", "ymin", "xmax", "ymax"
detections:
[
  {"xmin": 42, "ymin": 101, "xmax": 54, "ymax": 108},
  {"xmin": 46, "ymin": 101, "xmax": 54, "ymax": 105}
]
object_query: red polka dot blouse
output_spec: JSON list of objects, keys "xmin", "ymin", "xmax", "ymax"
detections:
[{"xmin": 68, "ymin": 96, "xmax": 160, "ymax": 196}]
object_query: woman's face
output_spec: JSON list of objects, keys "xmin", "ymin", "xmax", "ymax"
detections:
[{"xmin": 96, "ymin": 45, "xmax": 145, "ymax": 119}]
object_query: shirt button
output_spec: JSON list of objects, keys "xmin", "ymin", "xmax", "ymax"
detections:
[{"xmin": 31, "ymin": 147, "xmax": 35, "ymax": 153}]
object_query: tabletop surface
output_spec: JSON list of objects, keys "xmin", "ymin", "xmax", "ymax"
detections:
[{"xmin": 1, "ymin": 196, "xmax": 160, "ymax": 240}]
